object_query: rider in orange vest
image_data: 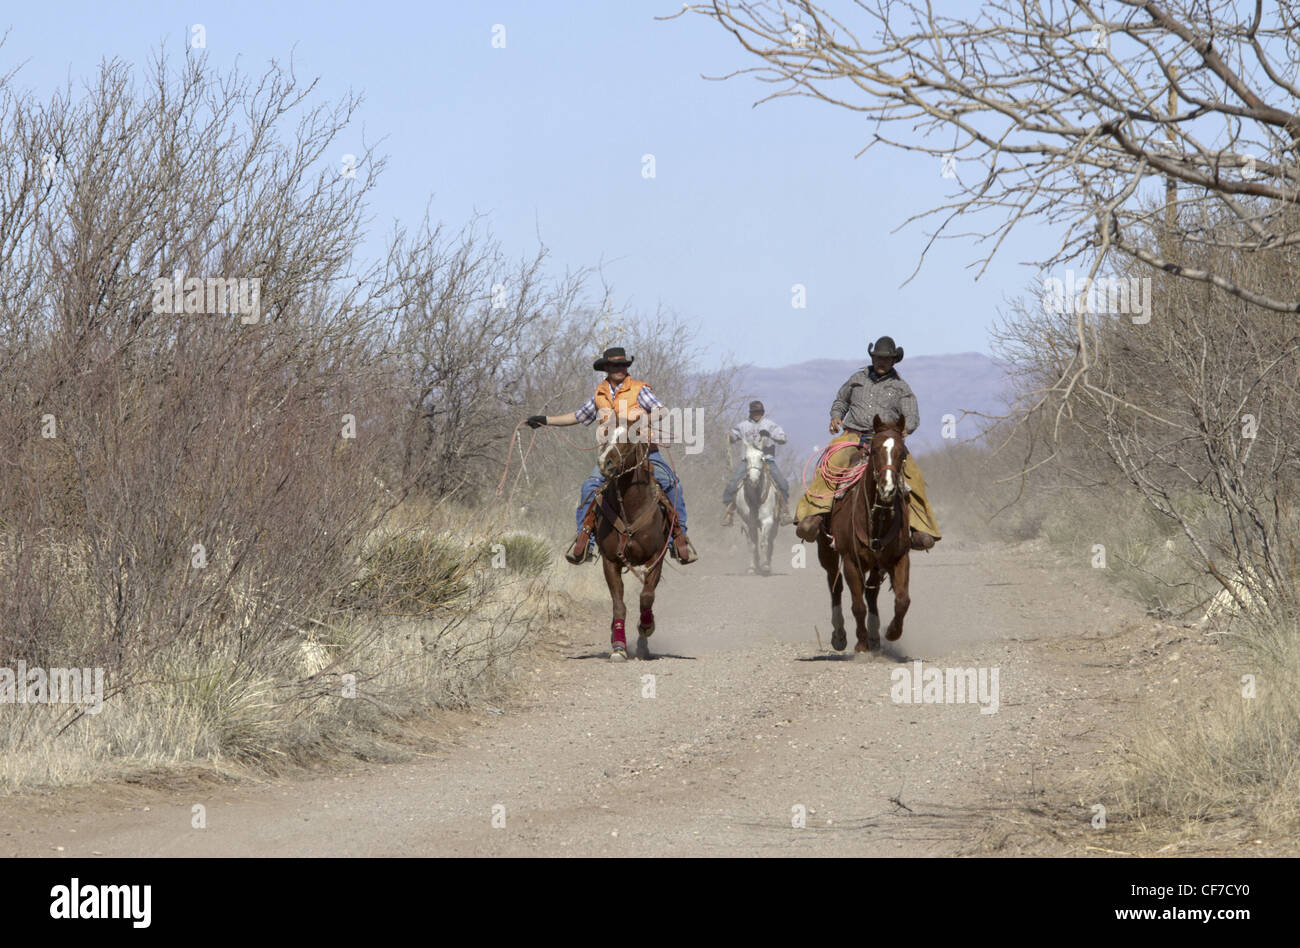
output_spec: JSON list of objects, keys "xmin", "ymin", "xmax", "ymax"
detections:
[{"xmin": 525, "ymin": 347, "xmax": 697, "ymax": 565}]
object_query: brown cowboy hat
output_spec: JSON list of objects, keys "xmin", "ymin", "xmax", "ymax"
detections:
[
  {"xmin": 593, "ymin": 346, "xmax": 634, "ymax": 371},
  {"xmin": 868, "ymin": 335, "xmax": 904, "ymax": 362}
]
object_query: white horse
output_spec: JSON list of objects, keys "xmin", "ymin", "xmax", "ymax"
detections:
[{"xmin": 737, "ymin": 440, "xmax": 779, "ymax": 574}]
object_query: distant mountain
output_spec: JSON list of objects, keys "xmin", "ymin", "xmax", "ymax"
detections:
[{"xmin": 733, "ymin": 353, "xmax": 1011, "ymax": 461}]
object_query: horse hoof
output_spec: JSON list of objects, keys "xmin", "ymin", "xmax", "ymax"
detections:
[
  {"xmin": 635, "ymin": 636, "xmax": 651, "ymax": 660},
  {"xmin": 885, "ymin": 625, "xmax": 902, "ymax": 642},
  {"xmin": 831, "ymin": 627, "xmax": 847, "ymax": 651},
  {"xmin": 609, "ymin": 645, "xmax": 627, "ymax": 663}
]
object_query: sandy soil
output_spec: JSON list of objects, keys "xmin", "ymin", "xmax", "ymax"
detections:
[{"xmin": 0, "ymin": 526, "xmax": 1270, "ymax": 857}]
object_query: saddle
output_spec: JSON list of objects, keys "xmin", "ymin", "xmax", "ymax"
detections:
[
  {"xmin": 830, "ymin": 441, "xmax": 909, "ymax": 553},
  {"xmin": 591, "ymin": 479, "xmax": 677, "ymax": 564}
]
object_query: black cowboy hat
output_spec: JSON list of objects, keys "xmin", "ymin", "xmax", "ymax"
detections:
[
  {"xmin": 868, "ymin": 335, "xmax": 904, "ymax": 362},
  {"xmin": 593, "ymin": 346, "xmax": 634, "ymax": 371}
]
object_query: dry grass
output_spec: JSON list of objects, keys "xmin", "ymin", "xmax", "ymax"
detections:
[
  {"xmin": 1101, "ymin": 615, "xmax": 1300, "ymax": 844},
  {"xmin": 927, "ymin": 442, "xmax": 1300, "ymax": 847},
  {"xmin": 0, "ymin": 499, "xmax": 566, "ymax": 793}
]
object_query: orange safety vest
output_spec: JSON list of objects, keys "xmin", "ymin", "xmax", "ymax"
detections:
[{"xmin": 593, "ymin": 376, "xmax": 657, "ymax": 446}]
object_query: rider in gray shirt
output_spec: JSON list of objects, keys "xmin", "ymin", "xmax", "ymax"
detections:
[
  {"xmin": 831, "ymin": 367, "xmax": 920, "ymax": 435},
  {"xmin": 721, "ymin": 400, "xmax": 790, "ymax": 525}
]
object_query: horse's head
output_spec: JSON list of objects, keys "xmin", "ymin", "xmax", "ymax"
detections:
[
  {"xmin": 743, "ymin": 440, "xmax": 765, "ymax": 483},
  {"xmin": 597, "ymin": 424, "xmax": 651, "ymax": 478},
  {"xmin": 868, "ymin": 413, "xmax": 908, "ymax": 503}
]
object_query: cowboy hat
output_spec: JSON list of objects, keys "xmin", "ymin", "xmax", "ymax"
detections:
[
  {"xmin": 593, "ymin": 347, "xmax": 634, "ymax": 371},
  {"xmin": 868, "ymin": 335, "xmax": 904, "ymax": 362}
]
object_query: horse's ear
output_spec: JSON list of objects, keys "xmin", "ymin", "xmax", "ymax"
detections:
[{"xmin": 872, "ymin": 414, "xmax": 885, "ymax": 432}]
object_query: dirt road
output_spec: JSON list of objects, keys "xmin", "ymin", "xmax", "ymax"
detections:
[{"xmin": 6, "ymin": 528, "xmax": 1180, "ymax": 856}]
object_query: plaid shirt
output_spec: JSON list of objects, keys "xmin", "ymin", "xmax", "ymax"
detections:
[
  {"xmin": 831, "ymin": 367, "xmax": 920, "ymax": 434},
  {"xmin": 573, "ymin": 382, "xmax": 666, "ymax": 425}
]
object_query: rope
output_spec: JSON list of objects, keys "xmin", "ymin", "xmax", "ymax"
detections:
[
  {"xmin": 495, "ymin": 422, "xmax": 675, "ymax": 582},
  {"xmin": 800, "ymin": 438, "xmax": 870, "ymax": 504},
  {"xmin": 494, "ymin": 420, "xmax": 604, "ymax": 529}
]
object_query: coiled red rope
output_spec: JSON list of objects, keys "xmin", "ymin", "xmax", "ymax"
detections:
[{"xmin": 800, "ymin": 438, "xmax": 869, "ymax": 504}]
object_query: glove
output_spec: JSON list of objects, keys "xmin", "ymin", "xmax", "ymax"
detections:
[
  {"xmin": 525, "ymin": 415, "xmax": 547, "ymax": 429},
  {"xmin": 758, "ymin": 428, "xmax": 771, "ymax": 438}
]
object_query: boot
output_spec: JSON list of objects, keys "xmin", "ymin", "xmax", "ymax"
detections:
[
  {"xmin": 910, "ymin": 529, "xmax": 936, "ymax": 551},
  {"xmin": 565, "ymin": 509, "xmax": 598, "ymax": 564},
  {"xmin": 721, "ymin": 500, "xmax": 736, "ymax": 526},
  {"xmin": 672, "ymin": 530, "xmax": 698, "ymax": 564},
  {"xmin": 795, "ymin": 513, "xmax": 826, "ymax": 542}
]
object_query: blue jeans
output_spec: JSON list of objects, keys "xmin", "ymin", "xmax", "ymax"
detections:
[
  {"xmin": 578, "ymin": 449, "xmax": 686, "ymax": 532},
  {"xmin": 722, "ymin": 457, "xmax": 789, "ymax": 504}
]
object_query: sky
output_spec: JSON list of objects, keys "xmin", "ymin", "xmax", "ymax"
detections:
[{"xmin": 1, "ymin": 0, "xmax": 1057, "ymax": 368}]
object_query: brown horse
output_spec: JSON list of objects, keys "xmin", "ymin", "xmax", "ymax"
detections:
[
  {"xmin": 592, "ymin": 430, "xmax": 674, "ymax": 661},
  {"xmin": 816, "ymin": 413, "xmax": 912, "ymax": 653}
]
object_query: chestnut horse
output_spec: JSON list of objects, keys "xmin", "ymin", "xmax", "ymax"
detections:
[
  {"xmin": 816, "ymin": 413, "xmax": 912, "ymax": 653},
  {"xmin": 592, "ymin": 429, "xmax": 674, "ymax": 661}
]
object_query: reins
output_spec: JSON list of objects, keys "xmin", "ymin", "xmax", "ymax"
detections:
[
  {"xmin": 596, "ymin": 446, "xmax": 675, "ymax": 582},
  {"xmin": 804, "ymin": 429, "xmax": 908, "ymax": 555},
  {"xmin": 496, "ymin": 422, "xmax": 678, "ymax": 583}
]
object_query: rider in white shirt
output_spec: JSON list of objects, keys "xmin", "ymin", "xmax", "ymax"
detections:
[{"xmin": 721, "ymin": 400, "xmax": 790, "ymax": 526}]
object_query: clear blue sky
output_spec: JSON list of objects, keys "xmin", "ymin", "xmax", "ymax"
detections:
[{"xmin": 3, "ymin": 1, "xmax": 1053, "ymax": 367}]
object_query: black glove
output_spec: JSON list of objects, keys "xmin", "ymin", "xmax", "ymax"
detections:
[
  {"xmin": 758, "ymin": 428, "xmax": 771, "ymax": 438},
  {"xmin": 525, "ymin": 415, "xmax": 547, "ymax": 429}
]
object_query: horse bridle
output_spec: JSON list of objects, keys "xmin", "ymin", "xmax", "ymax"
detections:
[
  {"xmin": 856, "ymin": 431, "xmax": 907, "ymax": 554},
  {"xmin": 595, "ymin": 442, "xmax": 672, "ymax": 571}
]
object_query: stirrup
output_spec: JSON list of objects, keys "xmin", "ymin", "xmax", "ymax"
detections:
[{"xmin": 565, "ymin": 535, "xmax": 596, "ymax": 564}]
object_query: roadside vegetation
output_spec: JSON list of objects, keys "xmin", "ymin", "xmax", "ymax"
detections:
[
  {"xmin": 0, "ymin": 51, "xmax": 739, "ymax": 790},
  {"xmin": 921, "ymin": 220, "xmax": 1300, "ymax": 843}
]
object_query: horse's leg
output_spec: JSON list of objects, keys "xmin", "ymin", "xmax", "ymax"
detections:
[
  {"xmin": 603, "ymin": 554, "xmax": 628, "ymax": 661},
  {"xmin": 636, "ymin": 554, "xmax": 663, "ymax": 660},
  {"xmin": 886, "ymin": 552, "xmax": 911, "ymax": 641},
  {"xmin": 760, "ymin": 486, "xmax": 776, "ymax": 573},
  {"xmin": 841, "ymin": 552, "xmax": 871, "ymax": 653},
  {"xmin": 745, "ymin": 484, "xmax": 761, "ymax": 572},
  {"xmin": 817, "ymin": 535, "xmax": 847, "ymax": 651},
  {"xmin": 864, "ymin": 565, "xmax": 882, "ymax": 652}
]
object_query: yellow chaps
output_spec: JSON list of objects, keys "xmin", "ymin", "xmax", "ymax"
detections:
[{"xmin": 794, "ymin": 432, "xmax": 941, "ymax": 538}]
